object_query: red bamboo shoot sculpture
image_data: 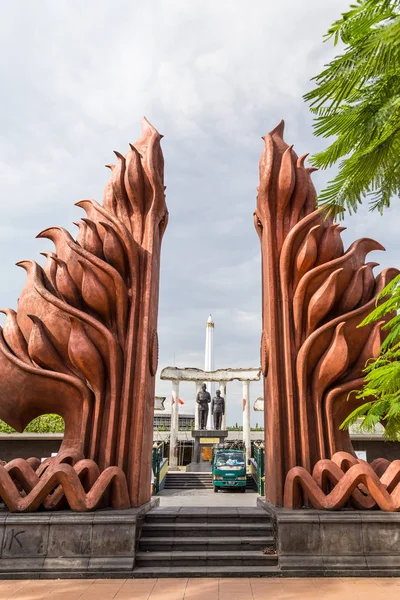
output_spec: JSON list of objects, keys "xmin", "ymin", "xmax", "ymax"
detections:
[
  {"xmin": 255, "ymin": 121, "xmax": 399, "ymax": 509},
  {"xmin": 0, "ymin": 118, "xmax": 167, "ymax": 511}
]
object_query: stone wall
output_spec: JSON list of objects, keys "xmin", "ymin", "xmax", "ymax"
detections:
[
  {"xmin": 352, "ymin": 439, "xmax": 400, "ymax": 462},
  {"xmin": 0, "ymin": 434, "xmax": 399, "ymax": 473},
  {"xmin": 258, "ymin": 499, "xmax": 400, "ymax": 577},
  {"xmin": 0, "ymin": 436, "xmax": 62, "ymax": 462},
  {"xmin": 0, "ymin": 499, "xmax": 158, "ymax": 578}
]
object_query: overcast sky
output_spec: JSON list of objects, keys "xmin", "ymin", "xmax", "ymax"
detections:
[{"xmin": 1, "ymin": 1, "xmax": 399, "ymax": 427}]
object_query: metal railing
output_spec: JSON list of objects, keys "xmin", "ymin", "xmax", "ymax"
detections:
[
  {"xmin": 152, "ymin": 441, "xmax": 165, "ymax": 494},
  {"xmin": 252, "ymin": 441, "xmax": 265, "ymax": 496}
]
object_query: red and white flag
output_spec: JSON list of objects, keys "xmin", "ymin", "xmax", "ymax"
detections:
[{"xmin": 172, "ymin": 397, "xmax": 185, "ymax": 405}]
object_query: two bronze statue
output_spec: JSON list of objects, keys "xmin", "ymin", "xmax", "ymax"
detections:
[{"xmin": 196, "ymin": 383, "xmax": 225, "ymax": 430}]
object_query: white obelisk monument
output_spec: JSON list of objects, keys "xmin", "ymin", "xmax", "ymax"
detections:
[{"xmin": 205, "ymin": 314, "xmax": 215, "ymax": 429}]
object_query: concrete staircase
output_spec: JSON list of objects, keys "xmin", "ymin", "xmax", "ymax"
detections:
[
  {"xmin": 164, "ymin": 472, "xmax": 256, "ymax": 490},
  {"xmin": 164, "ymin": 472, "xmax": 213, "ymax": 489},
  {"xmin": 134, "ymin": 506, "xmax": 279, "ymax": 577}
]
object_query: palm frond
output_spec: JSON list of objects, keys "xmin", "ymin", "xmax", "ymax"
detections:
[{"xmin": 305, "ymin": 0, "xmax": 400, "ymax": 215}]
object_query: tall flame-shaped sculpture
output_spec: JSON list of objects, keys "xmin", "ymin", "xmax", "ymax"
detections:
[
  {"xmin": 0, "ymin": 118, "xmax": 167, "ymax": 511},
  {"xmin": 255, "ymin": 121, "xmax": 399, "ymax": 510}
]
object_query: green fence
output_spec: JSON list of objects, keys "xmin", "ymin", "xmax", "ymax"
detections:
[
  {"xmin": 152, "ymin": 441, "xmax": 165, "ymax": 494},
  {"xmin": 253, "ymin": 441, "xmax": 265, "ymax": 496}
]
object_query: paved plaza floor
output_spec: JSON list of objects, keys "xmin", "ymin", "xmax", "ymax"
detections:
[
  {"xmin": 3, "ymin": 492, "xmax": 399, "ymax": 598},
  {"xmin": 157, "ymin": 488, "xmax": 259, "ymax": 507},
  {"xmin": 1, "ymin": 577, "xmax": 400, "ymax": 599}
]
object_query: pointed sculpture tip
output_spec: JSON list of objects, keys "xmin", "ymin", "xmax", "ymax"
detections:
[
  {"xmin": 69, "ymin": 314, "xmax": 79, "ymax": 325},
  {"xmin": 298, "ymin": 153, "xmax": 309, "ymax": 168},
  {"xmin": 142, "ymin": 116, "xmax": 155, "ymax": 130},
  {"xmin": 207, "ymin": 314, "xmax": 213, "ymax": 323},
  {"xmin": 16, "ymin": 260, "xmax": 29, "ymax": 269},
  {"xmin": 270, "ymin": 120, "xmax": 285, "ymax": 138},
  {"xmin": 262, "ymin": 120, "xmax": 285, "ymax": 143},
  {"xmin": 36, "ymin": 227, "xmax": 56, "ymax": 240},
  {"xmin": 141, "ymin": 116, "xmax": 163, "ymax": 139},
  {"xmin": 75, "ymin": 200, "xmax": 91, "ymax": 208},
  {"xmin": 27, "ymin": 313, "xmax": 40, "ymax": 325},
  {"xmin": 99, "ymin": 220, "xmax": 111, "ymax": 231}
]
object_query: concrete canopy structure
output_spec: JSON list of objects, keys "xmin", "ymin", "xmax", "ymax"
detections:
[
  {"xmin": 160, "ymin": 366, "xmax": 261, "ymax": 467},
  {"xmin": 160, "ymin": 367, "xmax": 261, "ymax": 382}
]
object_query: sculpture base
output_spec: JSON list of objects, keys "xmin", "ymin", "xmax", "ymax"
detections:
[
  {"xmin": 0, "ymin": 498, "xmax": 158, "ymax": 579},
  {"xmin": 258, "ymin": 498, "xmax": 400, "ymax": 576},
  {"xmin": 191, "ymin": 430, "xmax": 228, "ymax": 465},
  {"xmin": 191, "ymin": 429, "xmax": 228, "ymax": 438}
]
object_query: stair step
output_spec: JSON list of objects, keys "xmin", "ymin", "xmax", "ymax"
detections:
[
  {"xmin": 164, "ymin": 482, "xmax": 213, "ymax": 484},
  {"xmin": 136, "ymin": 550, "xmax": 278, "ymax": 567},
  {"xmin": 134, "ymin": 504, "xmax": 278, "ymax": 577},
  {"xmin": 146, "ymin": 508, "xmax": 272, "ymax": 525},
  {"xmin": 164, "ymin": 473, "xmax": 256, "ymax": 490},
  {"xmin": 139, "ymin": 536, "xmax": 274, "ymax": 552},
  {"xmin": 133, "ymin": 565, "xmax": 280, "ymax": 578},
  {"xmin": 141, "ymin": 522, "xmax": 272, "ymax": 537},
  {"xmin": 164, "ymin": 478, "xmax": 213, "ymax": 480},
  {"xmin": 165, "ymin": 476, "xmax": 213, "ymax": 478},
  {"xmin": 164, "ymin": 480, "xmax": 212, "ymax": 483},
  {"xmin": 164, "ymin": 480, "xmax": 213, "ymax": 483}
]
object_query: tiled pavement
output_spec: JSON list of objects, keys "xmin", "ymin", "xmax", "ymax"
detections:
[{"xmin": 1, "ymin": 578, "xmax": 400, "ymax": 599}]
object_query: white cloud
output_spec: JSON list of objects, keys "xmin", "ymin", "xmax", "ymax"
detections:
[{"xmin": 1, "ymin": 0, "xmax": 398, "ymax": 427}]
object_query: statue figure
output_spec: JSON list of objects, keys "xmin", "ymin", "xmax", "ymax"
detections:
[
  {"xmin": 211, "ymin": 390, "xmax": 225, "ymax": 430},
  {"xmin": 196, "ymin": 383, "xmax": 211, "ymax": 429}
]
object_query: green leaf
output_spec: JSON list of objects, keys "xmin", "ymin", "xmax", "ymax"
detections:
[
  {"xmin": 0, "ymin": 414, "xmax": 65, "ymax": 434},
  {"xmin": 305, "ymin": 0, "xmax": 400, "ymax": 215}
]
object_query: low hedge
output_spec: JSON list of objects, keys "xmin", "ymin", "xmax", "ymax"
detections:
[{"xmin": 0, "ymin": 414, "xmax": 65, "ymax": 434}]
